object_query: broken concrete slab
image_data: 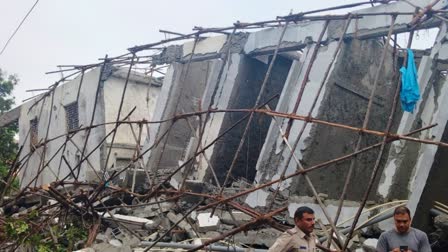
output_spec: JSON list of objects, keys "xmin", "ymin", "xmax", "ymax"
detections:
[
  {"xmin": 362, "ymin": 238, "xmax": 378, "ymax": 252},
  {"xmin": 103, "ymin": 213, "xmax": 154, "ymax": 230},
  {"xmin": 92, "ymin": 242, "xmax": 132, "ymax": 252},
  {"xmin": 183, "ymin": 35, "xmax": 228, "ymax": 57},
  {"xmin": 232, "ymin": 228, "xmax": 282, "ymax": 248},
  {"xmin": 255, "ymin": 37, "xmax": 397, "ymax": 201},
  {"xmin": 219, "ymin": 210, "xmax": 253, "ymax": 226},
  {"xmin": 167, "ymin": 211, "xmax": 194, "ymax": 233},
  {"xmin": 245, "ymin": 189, "xmax": 269, "ymax": 208},
  {"xmin": 143, "ymin": 58, "xmax": 224, "ymax": 175},
  {"xmin": 133, "ymin": 201, "xmax": 174, "ymax": 218},
  {"xmin": 197, "ymin": 212, "xmax": 220, "ymax": 232}
]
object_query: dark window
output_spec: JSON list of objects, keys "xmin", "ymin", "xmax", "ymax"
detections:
[
  {"xmin": 64, "ymin": 102, "xmax": 79, "ymax": 131},
  {"xmin": 30, "ymin": 118, "xmax": 39, "ymax": 149}
]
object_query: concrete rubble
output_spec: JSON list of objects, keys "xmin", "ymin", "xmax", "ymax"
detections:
[{"xmin": 4, "ymin": 179, "xmax": 448, "ymax": 251}]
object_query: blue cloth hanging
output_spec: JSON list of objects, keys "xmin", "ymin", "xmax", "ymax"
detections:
[{"xmin": 400, "ymin": 49, "xmax": 420, "ymax": 112}]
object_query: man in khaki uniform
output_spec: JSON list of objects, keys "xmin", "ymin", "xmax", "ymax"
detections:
[{"xmin": 268, "ymin": 206, "xmax": 317, "ymax": 252}]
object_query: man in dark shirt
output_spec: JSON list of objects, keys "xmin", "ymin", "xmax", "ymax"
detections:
[{"xmin": 376, "ymin": 206, "xmax": 431, "ymax": 252}]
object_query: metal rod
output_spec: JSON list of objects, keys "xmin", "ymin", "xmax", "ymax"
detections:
[
  {"xmin": 197, "ymin": 123, "xmax": 435, "ymax": 212},
  {"xmin": 212, "ymin": 22, "xmax": 290, "ymax": 217},
  {"xmin": 103, "ymin": 53, "xmax": 136, "ymax": 176},
  {"xmin": 332, "ymin": 15, "xmax": 401, "ymax": 234},
  {"xmin": 140, "ymin": 241, "xmax": 268, "ymax": 252},
  {"xmin": 284, "ymin": 20, "xmax": 330, "ymax": 138},
  {"xmin": 342, "ymin": 15, "xmax": 401, "ymax": 251}
]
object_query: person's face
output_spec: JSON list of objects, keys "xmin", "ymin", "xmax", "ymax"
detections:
[
  {"xmin": 394, "ymin": 213, "xmax": 411, "ymax": 234},
  {"xmin": 295, "ymin": 212, "xmax": 315, "ymax": 235}
]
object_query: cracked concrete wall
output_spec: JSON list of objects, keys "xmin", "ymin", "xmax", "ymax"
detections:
[
  {"xmin": 143, "ymin": 59, "xmax": 224, "ymax": 175},
  {"xmin": 254, "ymin": 38, "xmax": 397, "ymax": 202},
  {"xmin": 413, "ymin": 119, "xmax": 448, "ymax": 231},
  {"xmin": 377, "ymin": 54, "xmax": 436, "ymax": 201},
  {"xmin": 375, "ymin": 23, "xmax": 448, "ymax": 227},
  {"xmin": 143, "ymin": 32, "xmax": 290, "ymax": 185},
  {"xmin": 295, "ymin": 39, "xmax": 398, "ymax": 201},
  {"xmin": 391, "ymin": 23, "xmax": 448, "ymax": 228},
  {"xmin": 19, "ymin": 68, "xmax": 105, "ymax": 187},
  {"xmin": 139, "ymin": 0, "xmax": 448, "ymax": 217},
  {"xmin": 198, "ymin": 54, "xmax": 292, "ymax": 184},
  {"xmin": 102, "ymin": 70, "xmax": 161, "ymax": 170}
]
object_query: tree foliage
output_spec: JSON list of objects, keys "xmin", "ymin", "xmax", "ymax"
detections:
[{"xmin": 0, "ymin": 69, "xmax": 19, "ymax": 189}]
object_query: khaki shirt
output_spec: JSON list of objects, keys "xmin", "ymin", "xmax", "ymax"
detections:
[{"xmin": 268, "ymin": 227, "xmax": 317, "ymax": 252}]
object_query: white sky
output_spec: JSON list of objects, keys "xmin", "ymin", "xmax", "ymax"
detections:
[{"xmin": 0, "ymin": 0, "xmax": 438, "ymax": 106}]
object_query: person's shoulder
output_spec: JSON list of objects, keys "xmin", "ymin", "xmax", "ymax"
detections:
[
  {"xmin": 380, "ymin": 229, "xmax": 395, "ymax": 236},
  {"xmin": 410, "ymin": 227, "xmax": 428, "ymax": 237},
  {"xmin": 378, "ymin": 229, "xmax": 395, "ymax": 240},
  {"xmin": 286, "ymin": 227, "xmax": 298, "ymax": 235},
  {"xmin": 273, "ymin": 228, "xmax": 296, "ymax": 243}
]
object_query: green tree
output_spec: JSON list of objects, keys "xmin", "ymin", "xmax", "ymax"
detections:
[{"xmin": 0, "ymin": 68, "xmax": 19, "ymax": 190}]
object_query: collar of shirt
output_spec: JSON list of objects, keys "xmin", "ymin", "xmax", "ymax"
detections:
[{"xmin": 293, "ymin": 226, "xmax": 316, "ymax": 240}]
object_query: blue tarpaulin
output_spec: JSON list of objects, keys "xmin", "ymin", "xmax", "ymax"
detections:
[{"xmin": 400, "ymin": 49, "xmax": 420, "ymax": 112}]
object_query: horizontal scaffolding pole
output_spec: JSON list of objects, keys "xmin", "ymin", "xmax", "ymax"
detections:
[{"xmin": 139, "ymin": 241, "xmax": 268, "ymax": 252}]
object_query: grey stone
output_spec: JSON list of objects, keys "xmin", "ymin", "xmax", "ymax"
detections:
[
  {"xmin": 133, "ymin": 202, "xmax": 173, "ymax": 218},
  {"xmin": 122, "ymin": 234, "xmax": 141, "ymax": 248},
  {"xmin": 219, "ymin": 211, "xmax": 252, "ymax": 226},
  {"xmin": 362, "ymin": 238, "xmax": 378, "ymax": 252},
  {"xmin": 95, "ymin": 233, "xmax": 109, "ymax": 243},
  {"xmin": 74, "ymin": 248, "xmax": 95, "ymax": 252},
  {"xmin": 92, "ymin": 243, "xmax": 123, "ymax": 252},
  {"xmin": 143, "ymin": 218, "xmax": 161, "ymax": 231},
  {"xmin": 109, "ymin": 239, "xmax": 123, "ymax": 247},
  {"xmin": 232, "ymin": 229, "xmax": 282, "ymax": 247},
  {"xmin": 201, "ymin": 231, "xmax": 221, "ymax": 238},
  {"xmin": 167, "ymin": 211, "xmax": 193, "ymax": 232},
  {"xmin": 434, "ymin": 214, "xmax": 448, "ymax": 233}
]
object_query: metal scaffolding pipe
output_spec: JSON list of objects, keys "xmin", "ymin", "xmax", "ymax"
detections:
[
  {"xmin": 319, "ymin": 211, "xmax": 394, "ymax": 243},
  {"xmin": 139, "ymin": 241, "xmax": 268, "ymax": 252}
]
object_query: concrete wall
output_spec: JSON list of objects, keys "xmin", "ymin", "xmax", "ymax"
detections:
[
  {"xmin": 103, "ymin": 69, "xmax": 161, "ymax": 169},
  {"xmin": 143, "ymin": 59, "xmax": 224, "ymax": 177},
  {"xmin": 296, "ymin": 39, "xmax": 398, "ymax": 201},
  {"xmin": 18, "ymin": 67, "xmax": 160, "ymax": 188},
  {"xmin": 381, "ymin": 23, "xmax": 448, "ymax": 228},
  {"xmin": 413, "ymin": 115, "xmax": 448, "ymax": 230},
  {"xmin": 243, "ymin": 0, "xmax": 447, "ymax": 57},
  {"xmin": 254, "ymin": 38, "xmax": 397, "ymax": 201},
  {"xmin": 198, "ymin": 54, "xmax": 292, "ymax": 184},
  {"xmin": 18, "ymin": 68, "xmax": 105, "ymax": 187}
]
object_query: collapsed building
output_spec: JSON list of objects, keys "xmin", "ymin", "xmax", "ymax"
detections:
[
  {"xmin": 1, "ymin": 0, "xmax": 448, "ymax": 251},
  {"xmin": 10, "ymin": 67, "xmax": 162, "ymax": 187}
]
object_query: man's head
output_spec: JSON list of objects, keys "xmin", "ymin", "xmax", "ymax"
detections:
[
  {"xmin": 393, "ymin": 206, "xmax": 412, "ymax": 234},
  {"xmin": 294, "ymin": 206, "xmax": 315, "ymax": 235}
]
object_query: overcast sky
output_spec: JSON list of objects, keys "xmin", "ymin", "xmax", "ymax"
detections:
[{"xmin": 0, "ymin": 0, "xmax": 437, "ymax": 106}]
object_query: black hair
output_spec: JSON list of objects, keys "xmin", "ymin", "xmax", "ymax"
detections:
[
  {"xmin": 394, "ymin": 206, "xmax": 411, "ymax": 218},
  {"xmin": 294, "ymin": 206, "xmax": 314, "ymax": 220}
]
